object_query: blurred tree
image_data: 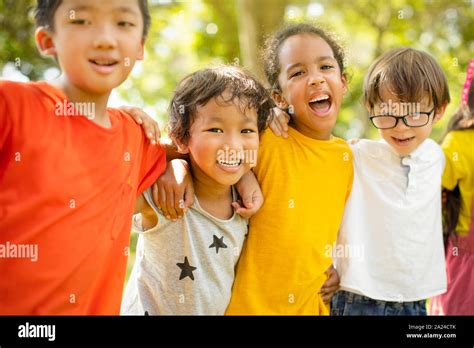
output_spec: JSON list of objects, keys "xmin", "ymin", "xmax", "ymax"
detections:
[
  {"xmin": 1, "ymin": 0, "xmax": 472, "ymax": 140},
  {"xmin": 277, "ymin": 0, "xmax": 474, "ymax": 139},
  {"xmin": 0, "ymin": 0, "xmax": 47, "ymax": 80},
  {"xmin": 236, "ymin": 0, "xmax": 288, "ymax": 80}
]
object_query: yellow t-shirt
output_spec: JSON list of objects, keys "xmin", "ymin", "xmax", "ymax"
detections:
[
  {"xmin": 226, "ymin": 127, "xmax": 353, "ymax": 315},
  {"xmin": 441, "ymin": 129, "xmax": 474, "ymax": 236}
]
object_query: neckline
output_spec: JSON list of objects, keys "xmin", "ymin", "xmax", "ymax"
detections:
[
  {"xmin": 35, "ymin": 81, "xmax": 121, "ymax": 134},
  {"xmin": 287, "ymin": 126, "xmax": 337, "ymax": 145},
  {"xmin": 192, "ymin": 187, "xmax": 239, "ymax": 223}
]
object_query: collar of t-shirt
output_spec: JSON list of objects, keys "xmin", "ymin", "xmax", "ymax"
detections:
[{"xmin": 351, "ymin": 138, "xmax": 444, "ymax": 200}]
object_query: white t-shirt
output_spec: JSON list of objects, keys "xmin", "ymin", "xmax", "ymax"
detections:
[{"xmin": 334, "ymin": 139, "xmax": 447, "ymax": 302}]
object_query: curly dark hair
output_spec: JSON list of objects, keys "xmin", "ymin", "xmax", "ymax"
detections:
[
  {"xmin": 169, "ymin": 65, "xmax": 274, "ymax": 144},
  {"xmin": 34, "ymin": 0, "xmax": 151, "ymax": 38},
  {"xmin": 262, "ymin": 23, "xmax": 346, "ymax": 92}
]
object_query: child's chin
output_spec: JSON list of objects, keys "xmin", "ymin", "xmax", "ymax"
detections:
[
  {"xmin": 391, "ymin": 143, "xmax": 417, "ymax": 156},
  {"xmin": 214, "ymin": 175, "xmax": 243, "ymax": 186},
  {"xmin": 211, "ymin": 170, "xmax": 246, "ymax": 186}
]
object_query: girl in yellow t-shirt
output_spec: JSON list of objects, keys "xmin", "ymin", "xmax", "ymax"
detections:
[
  {"xmin": 430, "ymin": 60, "xmax": 474, "ymax": 315},
  {"xmin": 225, "ymin": 23, "xmax": 353, "ymax": 315}
]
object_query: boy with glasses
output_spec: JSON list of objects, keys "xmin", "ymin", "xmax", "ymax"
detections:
[{"xmin": 330, "ymin": 47, "xmax": 450, "ymax": 315}]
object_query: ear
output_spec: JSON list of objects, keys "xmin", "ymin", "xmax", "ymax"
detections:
[
  {"xmin": 433, "ymin": 102, "xmax": 448, "ymax": 123},
  {"xmin": 35, "ymin": 27, "xmax": 57, "ymax": 58},
  {"xmin": 271, "ymin": 90, "xmax": 289, "ymax": 110},
  {"xmin": 136, "ymin": 39, "xmax": 145, "ymax": 61},
  {"xmin": 172, "ymin": 137, "xmax": 190, "ymax": 154},
  {"xmin": 341, "ymin": 73, "xmax": 348, "ymax": 95}
]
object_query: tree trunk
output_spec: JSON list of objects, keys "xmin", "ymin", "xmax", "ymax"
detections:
[{"xmin": 236, "ymin": 0, "xmax": 287, "ymax": 82}]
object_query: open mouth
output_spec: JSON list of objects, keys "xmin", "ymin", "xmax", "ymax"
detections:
[
  {"xmin": 309, "ymin": 95, "xmax": 332, "ymax": 116},
  {"xmin": 391, "ymin": 136, "xmax": 415, "ymax": 145}
]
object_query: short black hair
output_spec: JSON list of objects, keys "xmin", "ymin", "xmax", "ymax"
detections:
[
  {"xmin": 169, "ymin": 65, "xmax": 274, "ymax": 144},
  {"xmin": 262, "ymin": 23, "xmax": 345, "ymax": 92},
  {"xmin": 34, "ymin": 0, "xmax": 151, "ymax": 38}
]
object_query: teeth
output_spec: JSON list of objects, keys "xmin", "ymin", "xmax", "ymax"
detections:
[
  {"xmin": 309, "ymin": 95, "xmax": 329, "ymax": 103},
  {"xmin": 217, "ymin": 160, "xmax": 241, "ymax": 167}
]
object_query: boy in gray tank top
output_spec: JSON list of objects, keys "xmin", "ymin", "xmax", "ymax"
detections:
[{"xmin": 121, "ymin": 66, "xmax": 274, "ymax": 315}]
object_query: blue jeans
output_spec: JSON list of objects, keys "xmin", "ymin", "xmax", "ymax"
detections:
[{"xmin": 330, "ymin": 290, "xmax": 427, "ymax": 316}]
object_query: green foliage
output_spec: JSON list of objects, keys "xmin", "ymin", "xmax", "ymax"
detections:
[
  {"xmin": 1, "ymin": 0, "xmax": 473, "ymax": 140},
  {"xmin": 0, "ymin": 0, "xmax": 48, "ymax": 80},
  {"xmin": 282, "ymin": 0, "xmax": 473, "ymax": 140}
]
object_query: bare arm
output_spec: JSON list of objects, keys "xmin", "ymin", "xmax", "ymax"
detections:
[{"xmin": 133, "ymin": 194, "xmax": 158, "ymax": 230}]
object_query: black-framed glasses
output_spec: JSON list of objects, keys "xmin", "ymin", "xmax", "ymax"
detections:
[{"xmin": 369, "ymin": 108, "xmax": 435, "ymax": 129}]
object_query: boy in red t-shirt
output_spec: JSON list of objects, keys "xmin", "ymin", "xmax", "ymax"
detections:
[{"xmin": 0, "ymin": 0, "xmax": 166, "ymax": 314}]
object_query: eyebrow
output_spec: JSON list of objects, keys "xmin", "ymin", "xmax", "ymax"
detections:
[
  {"xmin": 206, "ymin": 116, "xmax": 225, "ymax": 123},
  {"xmin": 69, "ymin": 5, "xmax": 139, "ymax": 16},
  {"xmin": 205, "ymin": 115, "xmax": 256, "ymax": 125},
  {"xmin": 285, "ymin": 56, "xmax": 337, "ymax": 74},
  {"xmin": 69, "ymin": 5, "xmax": 93, "ymax": 12},
  {"xmin": 113, "ymin": 6, "xmax": 140, "ymax": 16}
]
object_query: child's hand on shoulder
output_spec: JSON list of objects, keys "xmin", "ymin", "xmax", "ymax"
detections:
[
  {"xmin": 269, "ymin": 107, "xmax": 290, "ymax": 138},
  {"xmin": 152, "ymin": 159, "xmax": 194, "ymax": 221},
  {"xmin": 119, "ymin": 106, "xmax": 161, "ymax": 145}
]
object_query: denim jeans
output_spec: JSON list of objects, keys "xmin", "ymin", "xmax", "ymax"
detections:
[{"xmin": 330, "ymin": 290, "xmax": 427, "ymax": 316}]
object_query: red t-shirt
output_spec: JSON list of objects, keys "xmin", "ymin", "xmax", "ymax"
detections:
[{"xmin": 0, "ymin": 80, "xmax": 166, "ymax": 314}]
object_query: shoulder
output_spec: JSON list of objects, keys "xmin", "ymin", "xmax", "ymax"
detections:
[
  {"xmin": 259, "ymin": 127, "xmax": 285, "ymax": 147},
  {"xmin": 0, "ymin": 80, "xmax": 66, "ymax": 112},
  {"xmin": 443, "ymin": 130, "xmax": 474, "ymax": 150},
  {"xmin": 331, "ymin": 135, "xmax": 350, "ymax": 147},
  {"xmin": 351, "ymin": 139, "xmax": 391, "ymax": 160},
  {"xmin": 328, "ymin": 136, "xmax": 351, "ymax": 152},
  {"xmin": 0, "ymin": 81, "xmax": 64, "ymax": 126},
  {"xmin": 442, "ymin": 130, "xmax": 474, "ymax": 167},
  {"xmin": 0, "ymin": 79, "xmax": 26, "ymax": 92},
  {"xmin": 107, "ymin": 107, "xmax": 146, "ymax": 138},
  {"xmin": 257, "ymin": 128, "xmax": 293, "ymax": 162},
  {"xmin": 0, "ymin": 80, "xmax": 41, "ymax": 99},
  {"xmin": 107, "ymin": 108, "xmax": 138, "ymax": 127},
  {"xmin": 422, "ymin": 138, "xmax": 444, "ymax": 160}
]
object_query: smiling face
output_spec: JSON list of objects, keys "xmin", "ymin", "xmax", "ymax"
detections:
[
  {"xmin": 176, "ymin": 94, "xmax": 260, "ymax": 187},
  {"xmin": 274, "ymin": 34, "xmax": 347, "ymax": 140},
  {"xmin": 36, "ymin": 0, "xmax": 144, "ymax": 97},
  {"xmin": 371, "ymin": 88, "xmax": 445, "ymax": 156}
]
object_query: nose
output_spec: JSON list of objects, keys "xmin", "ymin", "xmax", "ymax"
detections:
[
  {"xmin": 223, "ymin": 132, "xmax": 244, "ymax": 152},
  {"xmin": 92, "ymin": 23, "xmax": 117, "ymax": 49},
  {"xmin": 394, "ymin": 117, "xmax": 410, "ymax": 131},
  {"xmin": 308, "ymin": 69, "xmax": 324, "ymax": 86}
]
